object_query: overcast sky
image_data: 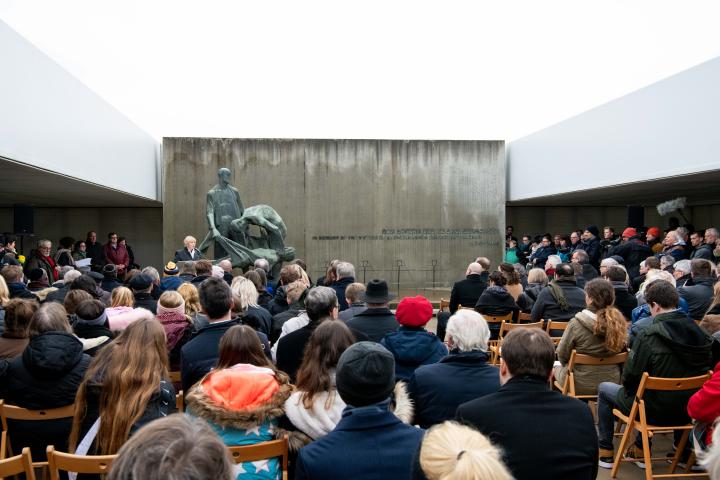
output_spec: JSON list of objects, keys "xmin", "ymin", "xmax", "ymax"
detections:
[{"xmin": 2, "ymin": 0, "xmax": 719, "ymax": 141}]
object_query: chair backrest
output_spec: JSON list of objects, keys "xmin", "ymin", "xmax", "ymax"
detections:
[
  {"xmin": 438, "ymin": 298, "xmax": 450, "ymax": 312},
  {"xmin": 498, "ymin": 320, "xmax": 543, "ymax": 340},
  {"xmin": 168, "ymin": 371, "xmax": 182, "ymax": 383},
  {"xmin": 517, "ymin": 312, "xmax": 533, "ymax": 322},
  {"xmin": 47, "ymin": 446, "xmax": 116, "ymax": 480},
  {"xmin": 0, "ymin": 447, "xmax": 36, "ymax": 479},
  {"xmin": 482, "ymin": 313, "xmax": 514, "ymax": 325},
  {"xmin": 639, "ymin": 372, "xmax": 712, "ymax": 394},
  {"xmin": 227, "ymin": 437, "xmax": 288, "ymax": 479},
  {"xmin": 0, "ymin": 400, "xmax": 75, "ymax": 432},
  {"xmin": 572, "ymin": 351, "xmax": 628, "ymax": 367}
]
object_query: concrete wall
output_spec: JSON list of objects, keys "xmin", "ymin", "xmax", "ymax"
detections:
[
  {"xmin": 0, "ymin": 207, "xmax": 163, "ymax": 267},
  {"xmin": 0, "ymin": 20, "xmax": 161, "ymax": 201},
  {"xmin": 507, "ymin": 57, "xmax": 720, "ymax": 202},
  {"xmin": 164, "ymin": 138, "xmax": 505, "ymax": 289}
]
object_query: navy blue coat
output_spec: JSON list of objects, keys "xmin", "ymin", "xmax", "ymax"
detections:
[
  {"xmin": 380, "ymin": 327, "xmax": 447, "ymax": 381},
  {"xmin": 330, "ymin": 276, "xmax": 355, "ymax": 311},
  {"xmin": 530, "ymin": 245, "xmax": 557, "ymax": 269},
  {"xmin": 408, "ymin": 351, "xmax": 500, "ymax": 429},
  {"xmin": 295, "ymin": 403, "xmax": 424, "ymax": 480}
]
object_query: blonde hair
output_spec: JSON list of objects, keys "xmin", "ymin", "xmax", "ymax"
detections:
[
  {"xmin": 177, "ymin": 283, "xmax": 201, "ymax": 316},
  {"xmin": 183, "ymin": 236, "xmax": 197, "ymax": 246},
  {"xmin": 230, "ymin": 276, "xmax": 258, "ymax": 310},
  {"xmin": 0, "ymin": 275, "xmax": 9, "ymax": 307},
  {"xmin": 420, "ymin": 421, "xmax": 512, "ymax": 480},
  {"xmin": 111, "ymin": 286, "xmax": 135, "ymax": 308},
  {"xmin": 527, "ymin": 268, "xmax": 548, "ymax": 286},
  {"xmin": 158, "ymin": 290, "xmax": 184, "ymax": 309}
]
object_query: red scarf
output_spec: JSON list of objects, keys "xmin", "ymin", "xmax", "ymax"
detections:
[{"xmin": 43, "ymin": 254, "xmax": 58, "ymax": 281}]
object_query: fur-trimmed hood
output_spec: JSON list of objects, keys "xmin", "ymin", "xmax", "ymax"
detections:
[{"xmin": 186, "ymin": 364, "xmax": 293, "ymax": 430}]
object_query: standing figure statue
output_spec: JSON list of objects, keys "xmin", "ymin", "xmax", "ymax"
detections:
[{"xmin": 203, "ymin": 168, "xmax": 244, "ymax": 258}]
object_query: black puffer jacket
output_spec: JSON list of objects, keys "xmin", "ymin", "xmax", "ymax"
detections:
[{"xmin": 0, "ymin": 332, "xmax": 91, "ymax": 459}]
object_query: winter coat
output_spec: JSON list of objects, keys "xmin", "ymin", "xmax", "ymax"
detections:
[
  {"xmin": 267, "ymin": 286, "xmax": 289, "ymax": 316},
  {"xmin": 159, "ymin": 276, "xmax": 186, "ymax": 292},
  {"xmin": 330, "ymin": 276, "xmax": 354, "ymax": 311},
  {"xmin": 579, "ymin": 237, "xmax": 601, "ymax": 267},
  {"xmin": 530, "ymin": 280, "xmax": 586, "ymax": 322},
  {"xmin": 242, "ymin": 305, "xmax": 273, "ymax": 336},
  {"xmin": 85, "ymin": 242, "xmax": 105, "ymax": 271},
  {"xmin": 275, "ymin": 321, "xmax": 319, "ymax": 381},
  {"xmin": 611, "ymin": 281, "xmax": 638, "ymax": 321},
  {"xmin": 555, "ymin": 310, "xmax": 624, "ymax": 395},
  {"xmin": 687, "ymin": 361, "xmax": 720, "ymax": 444},
  {"xmin": 101, "ymin": 277, "xmax": 122, "ymax": 293},
  {"xmin": 457, "ymin": 376, "xmax": 598, "ymax": 480},
  {"xmin": 678, "ymin": 276, "xmax": 716, "ymax": 320},
  {"xmin": 380, "ymin": 327, "xmax": 447, "ymax": 381},
  {"xmin": 73, "ymin": 320, "xmax": 113, "ymax": 356},
  {"xmin": 338, "ymin": 302, "xmax": 366, "ymax": 322},
  {"xmin": 133, "ymin": 292, "xmax": 158, "ymax": 314},
  {"xmin": 105, "ymin": 307, "xmax": 149, "ymax": 331},
  {"xmin": 409, "ymin": 350, "xmax": 499, "ymax": 429},
  {"xmin": 285, "ymin": 385, "xmax": 346, "ymax": 442},
  {"xmin": 516, "ymin": 283, "xmax": 545, "ymax": 312},
  {"xmin": 54, "ymin": 249, "xmax": 75, "ymax": 268},
  {"xmin": 186, "ymin": 364, "xmax": 292, "ymax": 480},
  {"xmin": 25, "ymin": 250, "xmax": 57, "ymax": 282},
  {"xmin": 661, "ymin": 243, "xmax": 689, "ymax": 262},
  {"xmin": 475, "ymin": 286, "xmax": 520, "ymax": 335},
  {"xmin": 173, "ymin": 248, "xmax": 204, "ymax": 262},
  {"xmin": 529, "ymin": 245, "xmax": 557, "ymax": 270},
  {"xmin": 295, "ymin": 401, "xmax": 425, "ymax": 480},
  {"xmin": 691, "ymin": 243, "xmax": 715, "ymax": 261},
  {"xmin": 271, "ymin": 311, "xmax": 309, "ymax": 361},
  {"xmin": 346, "ymin": 307, "xmax": 399, "ymax": 342},
  {"xmin": 271, "ymin": 306, "xmax": 301, "ymax": 343},
  {"xmin": 610, "ymin": 237, "xmax": 653, "ymax": 279},
  {"xmin": 103, "ymin": 243, "xmax": 129, "ymax": 269},
  {"xmin": 7, "ymin": 282, "xmax": 38, "ymax": 301},
  {"xmin": 616, "ymin": 313, "xmax": 714, "ymax": 425},
  {"xmin": 449, "ymin": 273, "xmax": 488, "ymax": 313},
  {"xmin": 45, "ymin": 283, "xmax": 71, "ymax": 304},
  {"xmin": 0, "ymin": 332, "xmax": 91, "ymax": 458}
]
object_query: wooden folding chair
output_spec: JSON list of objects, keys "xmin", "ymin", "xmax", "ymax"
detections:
[
  {"xmin": 553, "ymin": 350, "xmax": 627, "ymax": 399},
  {"xmin": 0, "ymin": 447, "xmax": 36, "ymax": 480},
  {"xmin": 545, "ymin": 320, "xmax": 570, "ymax": 345},
  {"xmin": 490, "ymin": 320, "xmax": 544, "ymax": 364},
  {"xmin": 169, "ymin": 371, "xmax": 184, "ymax": 412},
  {"xmin": 610, "ymin": 372, "xmax": 712, "ymax": 479},
  {"xmin": 227, "ymin": 436, "xmax": 289, "ymax": 480},
  {"xmin": 0, "ymin": 399, "xmax": 75, "ymax": 465},
  {"xmin": 483, "ymin": 313, "xmax": 514, "ymax": 356},
  {"xmin": 47, "ymin": 446, "xmax": 116, "ymax": 480},
  {"xmin": 517, "ymin": 312, "xmax": 533, "ymax": 323}
]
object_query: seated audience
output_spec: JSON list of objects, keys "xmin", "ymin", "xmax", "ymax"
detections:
[
  {"xmin": 186, "ymin": 327, "xmax": 292, "ymax": 480},
  {"xmin": 129, "ymin": 273, "xmax": 158, "ymax": 313},
  {"xmin": 499, "ymin": 262, "xmax": 523, "ymax": 300},
  {"xmin": 101, "ymin": 264, "xmax": 122, "ymax": 293},
  {"xmin": 174, "ymin": 235, "xmax": 204, "ymax": 262},
  {"xmin": 284, "ymin": 321, "xmax": 356, "ymax": 442},
  {"xmin": 419, "ymin": 421, "xmax": 512, "ymax": 480},
  {"xmin": 245, "ymin": 269, "xmax": 273, "ymax": 306},
  {"xmin": 529, "ymin": 234, "xmax": 556, "ymax": 270},
  {"xmin": 177, "ymin": 260, "xmax": 197, "ymax": 283},
  {"xmin": 516, "ymin": 268, "xmax": 548, "ymax": 312},
  {"xmin": 700, "ymin": 314, "xmax": 720, "ymax": 341},
  {"xmin": 346, "ymin": 279, "xmax": 399, "ymax": 342},
  {"xmin": 338, "ymin": 282, "xmax": 366, "ymax": 321},
  {"xmin": 457, "ymin": 328, "xmax": 598, "ymax": 479},
  {"xmin": 157, "ymin": 290, "xmax": 195, "ymax": 371},
  {"xmin": 191, "ymin": 259, "xmax": 213, "ymax": 286},
  {"xmin": 474, "ymin": 271, "xmax": 520, "ymax": 332},
  {"xmin": 70, "ymin": 274, "xmax": 109, "ymax": 305},
  {"xmin": 438, "ymin": 260, "xmax": 490, "ymax": 341},
  {"xmin": 571, "ymin": 249, "xmax": 599, "ymax": 287},
  {"xmin": 160, "ymin": 261, "xmax": 185, "ymax": 292},
  {"xmin": 231, "ymin": 276, "xmax": 272, "ymax": 335},
  {"xmin": 0, "ymin": 299, "xmax": 36, "ymax": 359},
  {"xmin": 409, "ymin": 310, "xmax": 500, "ymax": 429},
  {"xmin": 0, "ymin": 302, "xmax": 91, "ymax": 459},
  {"xmin": 268, "ymin": 264, "xmax": 307, "ymax": 316},
  {"xmin": 629, "ymin": 280, "xmax": 692, "ymax": 347},
  {"xmin": 0, "ymin": 275, "xmax": 8, "ymax": 329},
  {"xmin": 330, "ymin": 261, "xmax": 355, "ymax": 311},
  {"xmin": 602, "ymin": 265, "xmax": 637, "ymax": 321},
  {"xmin": 673, "ymin": 259, "xmax": 693, "ymax": 288},
  {"xmin": 73, "ymin": 299, "xmax": 114, "ymax": 355},
  {"xmin": 271, "ymin": 280, "xmax": 309, "ymax": 345},
  {"xmin": 609, "ymin": 227, "xmax": 653, "ymax": 280},
  {"xmin": 295, "ymin": 342, "xmax": 424, "ymax": 479},
  {"xmin": 530, "ymin": 263, "xmax": 586, "ymax": 323},
  {"xmin": 1, "ymin": 265, "xmax": 38, "ymax": 300},
  {"xmin": 142, "ymin": 266, "xmax": 163, "ymax": 299},
  {"xmin": 105, "ymin": 286, "xmax": 140, "ymax": 331},
  {"xmin": 554, "ymin": 279, "xmax": 628, "ymax": 396},
  {"xmin": 661, "ymin": 230, "xmax": 689, "ymax": 261},
  {"xmin": 26, "ymin": 268, "xmax": 58, "ymax": 300},
  {"xmin": 596, "ymin": 279, "xmax": 714, "ymax": 469},
  {"xmin": 109, "ymin": 414, "xmax": 234, "ymax": 480},
  {"xmin": 380, "ymin": 295, "xmax": 447, "ymax": 381},
  {"xmin": 70, "ymin": 317, "xmax": 175, "ymax": 456},
  {"xmin": 678, "ymin": 259, "xmax": 716, "ymax": 321},
  {"xmin": 218, "ymin": 259, "xmax": 233, "ymax": 285},
  {"xmin": 177, "ymin": 282, "xmax": 202, "ymax": 322},
  {"xmin": 276, "ymin": 286, "xmax": 337, "ymax": 381},
  {"xmin": 64, "ymin": 289, "xmax": 93, "ymax": 317}
]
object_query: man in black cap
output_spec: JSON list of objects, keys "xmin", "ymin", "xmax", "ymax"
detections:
[
  {"xmin": 295, "ymin": 342, "xmax": 424, "ymax": 480},
  {"xmin": 130, "ymin": 273, "xmax": 158, "ymax": 314},
  {"xmin": 346, "ymin": 279, "xmax": 399, "ymax": 342},
  {"xmin": 101, "ymin": 264, "xmax": 122, "ymax": 293},
  {"xmin": 581, "ymin": 225, "xmax": 601, "ymax": 268}
]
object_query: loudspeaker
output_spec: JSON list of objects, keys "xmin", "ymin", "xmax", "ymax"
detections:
[
  {"xmin": 13, "ymin": 204, "xmax": 34, "ymax": 235},
  {"xmin": 627, "ymin": 206, "xmax": 644, "ymax": 229}
]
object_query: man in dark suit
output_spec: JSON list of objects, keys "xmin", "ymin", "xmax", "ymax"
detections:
[
  {"xmin": 346, "ymin": 279, "xmax": 398, "ymax": 342},
  {"xmin": 456, "ymin": 328, "xmax": 598, "ymax": 480},
  {"xmin": 174, "ymin": 235, "xmax": 204, "ymax": 262},
  {"xmin": 437, "ymin": 259, "xmax": 490, "ymax": 341}
]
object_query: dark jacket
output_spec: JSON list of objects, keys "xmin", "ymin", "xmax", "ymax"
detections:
[
  {"xmin": 241, "ymin": 305, "xmax": 273, "ymax": 336},
  {"xmin": 456, "ymin": 376, "xmax": 598, "ymax": 480},
  {"xmin": 330, "ymin": 276, "xmax": 355, "ymax": 311},
  {"xmin": 579, "ymin": 237, "xmax": 601, "ymax": 267},
  {"xmin": 678, "ymin": 276, "xmax": 715, "ymax": 320},
  {"xmin": 346, "ymin": 307, "xmax": 399, "ymax": 343},
  {"xmin": 25, "ymin": 250, "xmax": 56, "ymax": 283},
  {"xmin": 612, "ymin": 281, "xmax": 638, "ymax": 321},
  {"xmin": 616, "ymin": 314, "xmax": 714, "ymax": 425},
  {"xmin": 7, "ymin": 282, "xmax": 39, "ymax": 301},
  {"xmin": 295, "ymin": 403, "xmax": 424, "ymax": 480},
  {"xmin": 73, "ymin": 321, "xmax": 114, "ymax": 356},
  {"xmin": 530, "ymin": 280, "xmax": 585, "ymax": 322},
  {"xmin": 449, "ymin": 273, "xmax": 488, "ymax": 313},
  {"xmin": 133, "ymin": 292, "xmax": 158, "ymax": 314},
  {"xmin": 691, "ymin": 243, "xmax": 715, "ymax": 261},
  {"xmin": 474, "ymin": 286, "xmax": 520, "ymax": 318},
  {"xmin": 159, "ymin": 276, "xmax": 186, "ymax": 292},
  {"xmin": 271, "ymin": 306, "xmax": 301, "ymax": 344},
  {"xmin": 338, "ymin": 302, "xmax": 366, "ymax": 322},
  {"xmin": 180, "ymin": 318, "xmax": 270, "ymax": 392},
  {"xmin": 581, "ymin": 263, "xmax": 599, "ymax": 282},
  {"xmin": 45, "ymin": 282, "xmax": 71, "ymax": 304},
  {"xmin": 529, "ymin": 245, "xmax": 557, "ymax": 270},
  {"xmin": 409, "ymin": 350, "xmax": 499, "ymax": 429},
  {"xmin": 0, "ymin": 332, "xmax": 91, "ymax": 459},
  {"xmin": 267, "ymin": 286, "xmax": 289, "ymax": 316},
  {"xmin": 86, "ymin": 242, "xmax": 105, "ymax": 272},
  {"xmin": 101, "ymin": 276, "xmax": 122, "ymax": 293},
  {"xmin": 380, "ymin": 327, "xmax": 447, "ymax": 382},
  {"xmin": 173, "ymin": 248, "xmax": 204, "ymax": 262},
  {"xmin": 257, "ymin": 290, "xmax": 273, "ymax": 307},
  {"xmin": 190, "ymin": 274, "xmax": 211, "ymax": 287},
  {"xmin": 610, "ymin": 237, "xmax": 653, "ymax": 280},
  {"xmin": 516, "ymin": 283, "xmax": 544, "ymax": 312},
  {"xmin": 275, "ymin": 321, "xmax": 319, "ymax": 382}
]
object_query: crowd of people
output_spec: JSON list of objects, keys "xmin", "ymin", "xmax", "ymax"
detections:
[{"xmin": 2, "ymin": 223, "xmax": 720, "ymax": 479}]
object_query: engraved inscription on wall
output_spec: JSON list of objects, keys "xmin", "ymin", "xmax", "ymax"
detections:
[{"xmin": 312, "ymin": 228, "xmax": 501, "ymax": 246}]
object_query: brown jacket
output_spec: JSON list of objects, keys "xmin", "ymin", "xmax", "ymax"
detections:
[{"xmin": 555, "ymin": 310, "xmax": 623, "ymax": 395}]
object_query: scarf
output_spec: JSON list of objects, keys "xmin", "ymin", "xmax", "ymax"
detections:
[
  {"xmin": 42, "ymin": 254, "xmax": 59, "ymax": 281},
  {"xmin": 156, "ymin": 302, "xmax": 189, "ymax": 351},
  {"xmin": 54, "ymin": 248, "xmax": 76, "ymax": 267}
]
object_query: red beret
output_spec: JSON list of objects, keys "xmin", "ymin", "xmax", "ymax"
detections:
[{"xmin": 396, "ymin": 295, "xmax": 433, "ymax": 327}]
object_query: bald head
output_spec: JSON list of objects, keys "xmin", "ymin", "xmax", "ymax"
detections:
[
  {"xmin": 475, "ymin": 257, "xmax": 491, "ymax": 271},
  {"xmin": 467, "ymin": 262, "xmax": 484, "ymax": 275},
  {"xmin": 218, "ymin": 259, "xmax": 232, "ymax": 273}
]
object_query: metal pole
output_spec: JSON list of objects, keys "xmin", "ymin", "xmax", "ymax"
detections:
[
  {"xmin": 361, "ymin": 260, "xmax": 369, "ymax": 284},
  {"xmin": 396, "ymin": 260, "xmax": 404, "ymax": 297},
  {"xmin": 431, "ymin": 259, "xmax": 438, "ymax": 290}
]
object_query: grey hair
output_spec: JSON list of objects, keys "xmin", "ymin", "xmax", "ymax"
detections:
[
  {"xmin": 676, "ymin": 227, "xmax": 689, "ymax": 238},
  {"xmin": 527, "ymin": 268, "xmax": 548, "ymax": 286},
  {"xmin": 446, "ymin": 310, "xmax": 490, "ymax": 353},
  {"xmin": 513, "ymin": 263, "xmax": 527, "ymax": 276},
  {"xmin": 673, "ymin": 259, "xmax": 692, "ymax": 275},
  {"xmin": 63, "ymin": 269, "xmax": 82, "ymax": 284},
  {"xmin": 218, "ymin": 259, "xmax": 232, "ymax": 272},
  {"xmin": 37, "ymin": 239, "xmax": 51, "ymax": 248},
  {"xmin": 304, "ymin": 286, "xmax": 338, "ymax": 322},
  {"xmin": 600, "ymin": 258, "xmax": 619, "ymax": 267},
  {"xmin": 546, "ymin": 255, "xmax": 562, "ymax": 269},
  {"xmin": 142, "ymin": 266, "xmax": 161, "ymax": 284},
  {"xmin": 572, "ymin": 249, "xmax": 589, "ymax": 264},
  {"xmin": 336, "ymin": 261, "xmax": 355, "ymax": 279},
  {"xmin": 58, "ymin": 265, "xmax": 75, "ymax": 278},
  {"xmin": 706, "ymin": 228, "xmax": 719, "ymax": 238},
  {"xmin": 254, "ymin": 258, "xmax": 270, "ymax": 273},
  {"xmin": 667, "ymin": 230, "xmax": 682, "ymax": 243},
  {"xmin": 230, "ymin": 276, "xmax": 259, "ymax": 310},
  {"xmin": 178, "ymin": 261, "xmax": 196, "ymax": 276},
  {"xmin": 660, "ymin": 255, "xmax": 676, "ymax": 269}
]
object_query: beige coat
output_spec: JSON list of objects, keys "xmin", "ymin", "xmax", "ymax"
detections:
[{"xmin": 555, "ymin": 310, "xmax": 623, "ymax": 395}]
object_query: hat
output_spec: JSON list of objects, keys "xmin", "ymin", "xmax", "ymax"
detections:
[
  {"xmin": 336, "ymin": 342, "xmax": 395, "ymax": 407},
  {"xmin": 647, "ymin": 227, "xmax": 661, "ymax": 238},
  {"xmin": 88, "ymin": 271, "xmax": 104, "ymax": 283},
  {"xmin": 396, "ymin": 295, "xmax": 433, "ymax": 327},
  {"xmin": 102, "ymin": 264, "xmax": 117, "ymax": 275},
  {"xmin": 585, "ymin": 225, "xmax": 599, "ymax": 237},
  {"xmin": 360, "ymin": 279, "xmax": 396, "ymax": 303},
  {"xmin": 164, "ymin": 261, "xmax": 179, "ymax": 276},
  {"xmin": 129, "ymin": 273, "xmax": 153, "ymax": 290},
  {"xmin": 28, "ymin": 268, "xmax": 45, "ymax": 282},
  {"xmin": 622, "ymin": 227, "xmax": 637, "ymax": 238}
]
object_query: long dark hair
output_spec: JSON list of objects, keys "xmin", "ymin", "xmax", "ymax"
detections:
[
  {"xmin": 499, "ymin": 263, "xmax": 520, "ymax": 285},
  {"xmin": 295, "ymin": 321, "xmax": 355, "ymax": 409},
  {"xmin": 216, "ymin": 325, "xmax": 274, "ymax": 370},
  {"xmin": 584, "ymin": 279, "xmax": 627, "ymax": 352}
]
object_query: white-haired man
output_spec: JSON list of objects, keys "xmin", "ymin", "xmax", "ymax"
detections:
[
  {"xmin": 408, "ymin": 309, "xmax": 500, "ymax": 429},
  {"xmin": 438, "ymin": 259, "xmax": 490, "ymax": 341},
  {"xmin": 331, "ymin": 261, "xmax": 355, "ymax": 311},
  {"xmin": 660, "ymin": 230, "xmax": 688, "ymax": 262},
  {"xmin": 174, "ymin": 235, "xmax": 204, "ymax": 262}
]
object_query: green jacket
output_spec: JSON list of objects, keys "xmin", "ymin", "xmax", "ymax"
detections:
[{"xmin": 616, "ymin": 311, "xmax": 714, "ymax": 425}]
